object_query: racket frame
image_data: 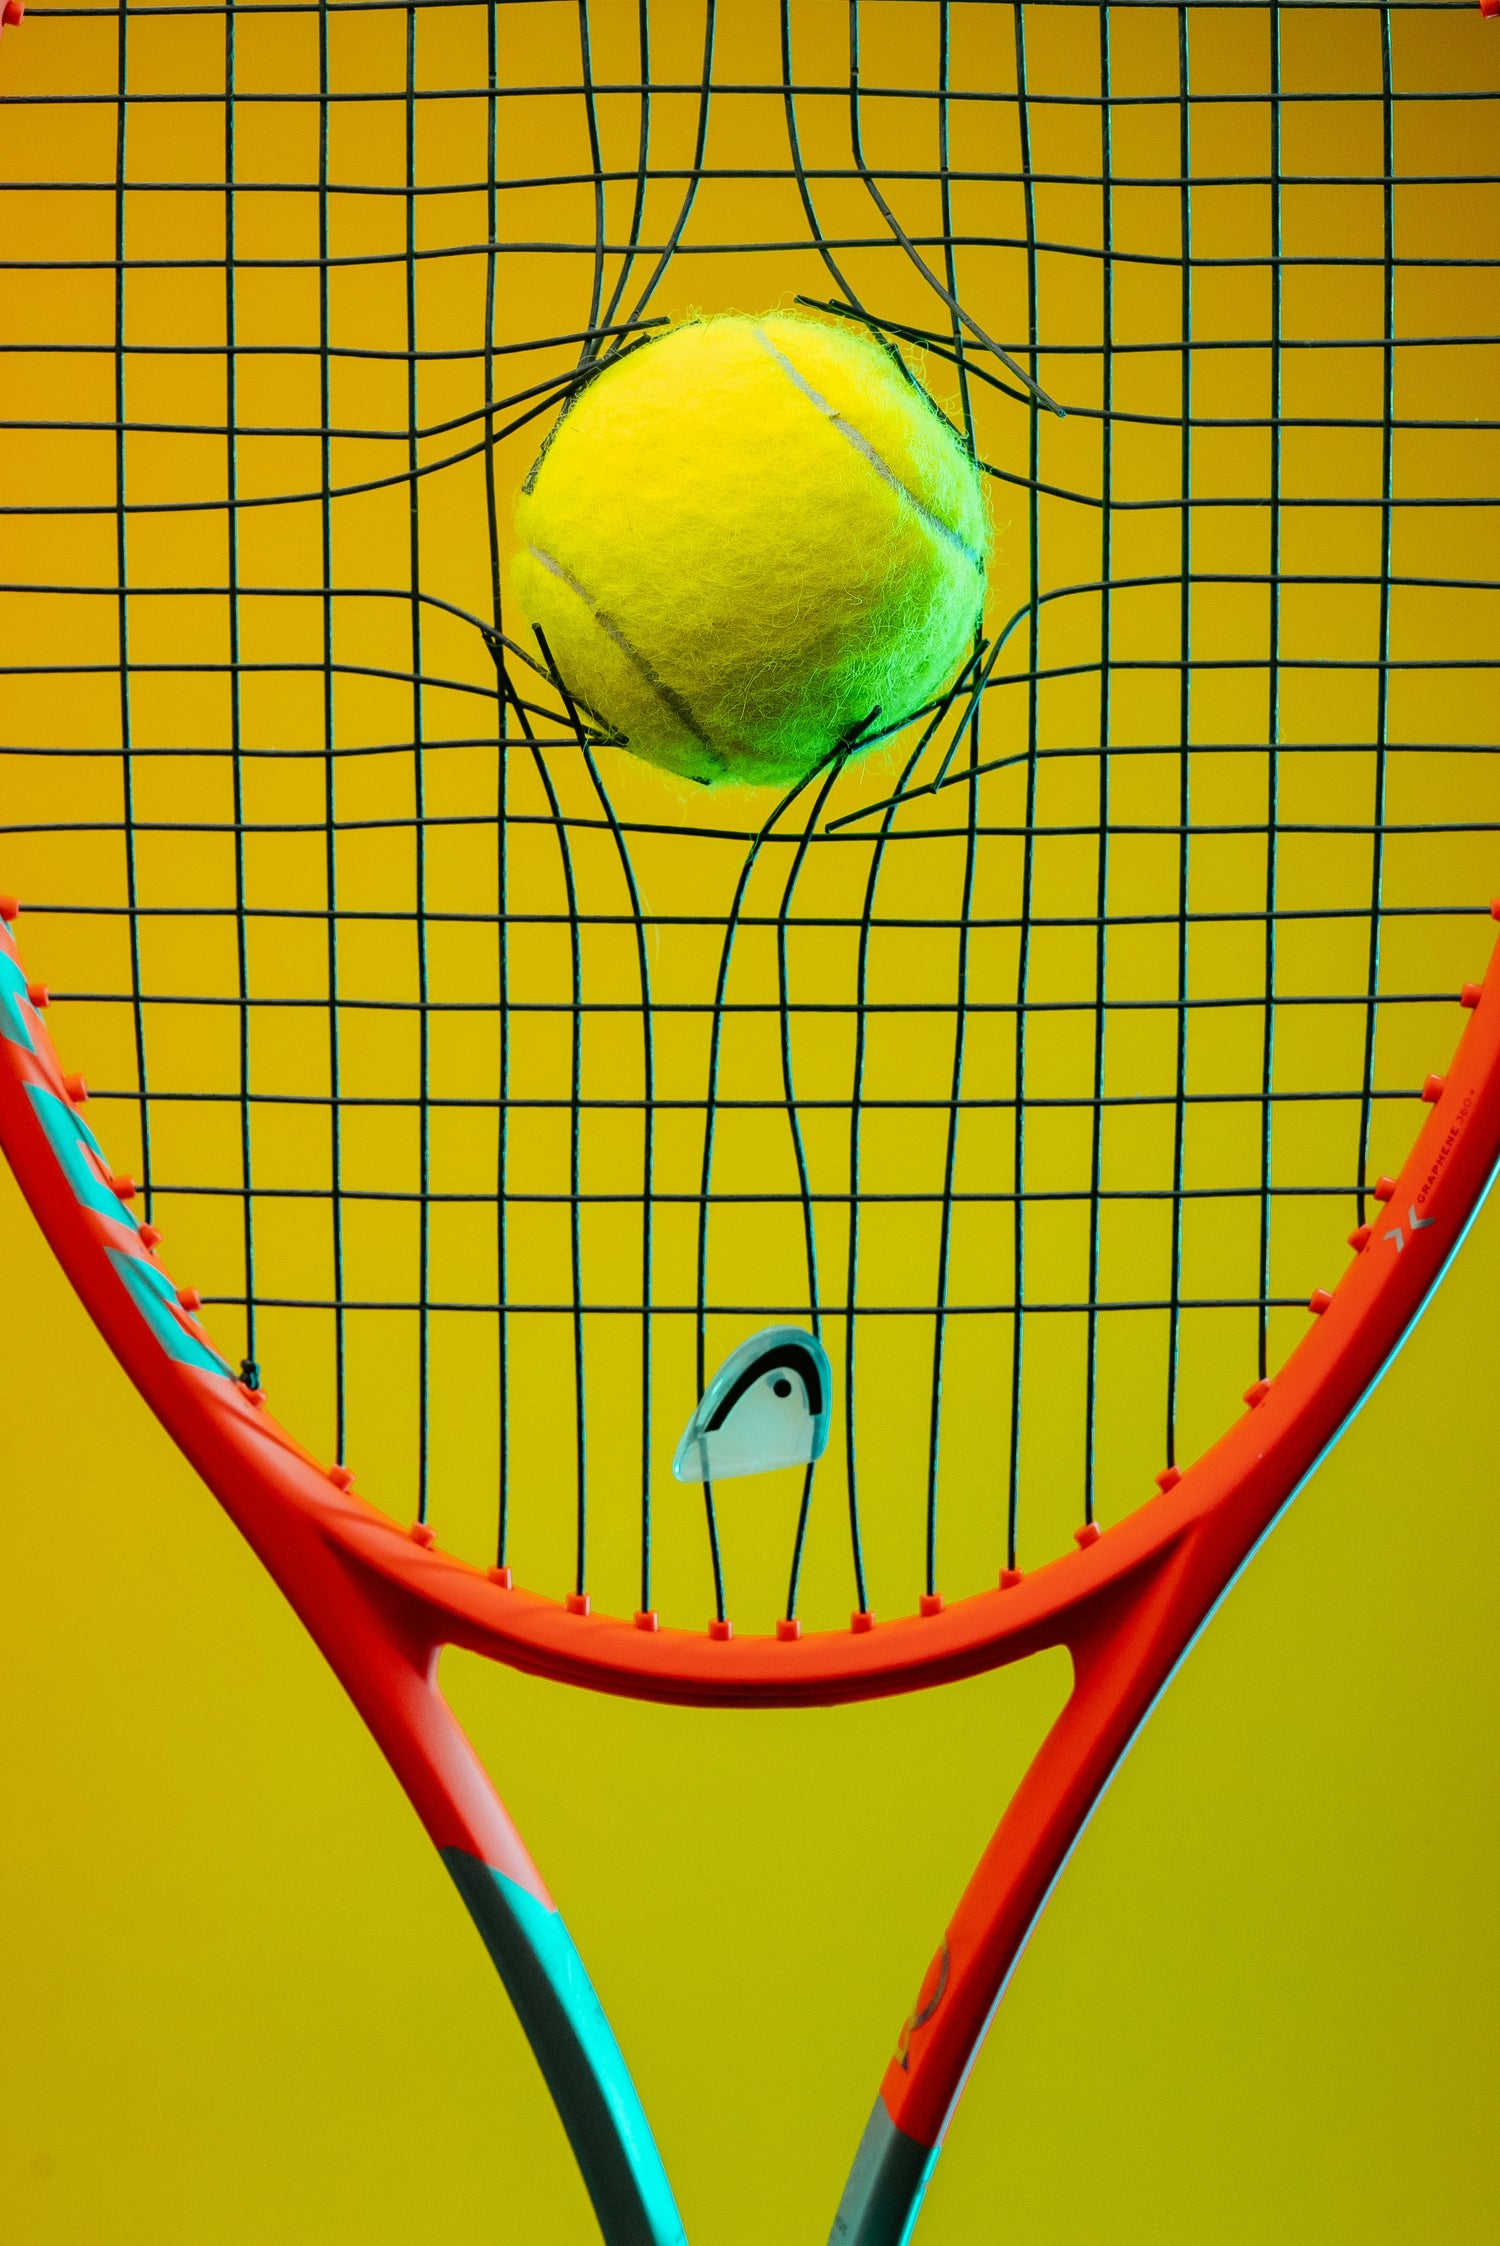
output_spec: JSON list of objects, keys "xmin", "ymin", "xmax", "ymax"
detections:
[{"xmin": 3, "ymin": 900, "xmax": 1498, "ymax": 2244}]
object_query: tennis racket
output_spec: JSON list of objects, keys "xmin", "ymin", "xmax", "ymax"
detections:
[{"xmin": 3, "ymin": 2, "xmax": 1498, "ymax": 2240}]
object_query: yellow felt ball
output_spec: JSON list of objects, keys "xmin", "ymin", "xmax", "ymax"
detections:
[{"xmin": 512, "ymin": 312, "xmax": 990, "ymax": 788}]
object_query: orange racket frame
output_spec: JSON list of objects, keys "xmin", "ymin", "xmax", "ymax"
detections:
[{"xmin": 3, "ymin": 889, "xmax": 1498, "ymax": 2242}]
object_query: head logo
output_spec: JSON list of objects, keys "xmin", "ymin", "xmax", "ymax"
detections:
[{"xmin": 895, "ymin": 1942, "xmax": 950, "ymax": 2070}]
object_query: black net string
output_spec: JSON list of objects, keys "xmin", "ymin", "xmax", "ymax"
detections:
[{"xmin": 3, "ymin": 0, "xmax": 1498, "ymax": 1638}]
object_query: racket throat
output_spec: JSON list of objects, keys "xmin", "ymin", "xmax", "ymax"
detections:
[
  {"xmin": 443, "ymin": 1848, "xmax": 686, "ymax": 2246},
  {"xmin": 834, "ymin": 1543, "xmax": 1206, "ymax": 2244}
]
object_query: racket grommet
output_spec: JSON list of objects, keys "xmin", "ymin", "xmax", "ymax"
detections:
[
  {"xmin": 26, "ymin": 982, "xmax": 48, "ymax": 1008},
  {"xmin": 1461, "ymin": 982, "xmax": 1483, "ymax": 1009},
  {"xmin": 775, "ymin": 1616, "xmax": 800, "ymax": 1641},
  {"xmin": 176, "ymin": 1286, "xmax": 201, "ymax": 1312},
  {"xmin": 1243, "ymin": 1378, "xmax": 1271, "ymax": 1408},
  {"xmin": 1308, "ymin": 1288, "xmax": 1334, "ymax": 1315},
  {"xmin": 110, "ymin": 1173, "xmax": 135, "ymax": 1201},
  {"xmin": 488, "ymin": 1566, "xmax": 513, "ymax": 1590},
  {"xmin": 919, "ymin": 1592, "xmax": 944, "ymax": 1617},
  {"xmin": 1421, "ymin": 1072, "xmax": 1446, "ymax": 1102},
  {"xmin": 850, "ymin": 1609, "xmax": 875, "ymax": 1633},
  {"xmin": 1154, "ymin": 1467, "xmax": 1181, "ymax": 1493},
  {"xmin": 633, "ymin": 1608, "xmax": 659, "ymax": 1632},
  {"xmin": 138, "ymin": 1223, "xmax": 161, "ymax": 1249},
  {"xmin": 1373, "ymin": 1174, "xmax": 1397, "ymax": 1201},
  {"xmin": 63, "ymin": 1073, "xmax": 88, "ymax": 1103},
  {"xmin": 0, "ymin": 3, "xmax": 22, "ymax": 30},
  {"xmin": 1348, "ymin": 1223, "xmax": 1372, "ymax": 1252},
  {"xmin": 1073, "ymin": 1522, "xmax": 1101, "ymax": 1548},
  {"xmin": 564, "ymin": 1591, "xmax": 590, "ymax": 1616},
  {"xmin": 0, "ymin": 895, "xmax": 17, "ymax": 921},
  {"xmin": 707, "ymin": 1617, "xmax": 733, "ymax": 1642},
  {"xmin": 999, "ymin": 1567, "xmax": 1024, "ymax": 1589},
  {"xmin": 327, "ymin": 1464, "xmax": 354, "ymax": 1489},
  {"xmin": 409, "ymin": 1522, "xmax": 436, "ymax": 1547}
]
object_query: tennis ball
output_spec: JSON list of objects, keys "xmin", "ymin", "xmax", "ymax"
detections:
[{"xmin": 513, "ymin": 312, "xmax": 990, "ymax": 788}]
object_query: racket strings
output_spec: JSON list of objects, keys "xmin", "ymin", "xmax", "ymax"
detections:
[{"xmin": 3, "ymin": 1, "xmax": 1498, "ymax": 1630}]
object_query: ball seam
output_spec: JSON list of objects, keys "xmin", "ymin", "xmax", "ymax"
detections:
[
  {"xmin": 750, "ymin": 323, "xmax": 985, "ymax": 574},
  {"xmin": 526, "ymin": 542, "xmax": 726, "ymax": 767}
]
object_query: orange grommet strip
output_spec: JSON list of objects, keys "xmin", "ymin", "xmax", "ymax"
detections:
[
  {"xmin": 1374, "ymin": 1174, "xmax": 1397, "ymax": 1201},
  {"xmin": 1422, "ymin": 1073, "xmax": 1446, "ymax": 1102},
  {"xmin": 26, "ymin": 983, "xmax": 48, "ymax": 1008},
  {"xmin": 1073, "ymin": 1522, "xmax": 1101, "ymax": 1548},
  {"xmin": 177, "ymin": 1286, "xmax": 201, "ymax": 1311},
  {"xmin": 488, "ymin": 1566, "xmax": 513, "ymax": 1589},
  {"xmin": 63, "ymin": 1073, "xmax": 88, "ymax": 1103},
  {"xmin": 0, "ymin": 2, "xmax": 23, "ymax": 31},
  {"xmin": 0, "ymin": 896, "xmax": 17, "ymax": 921},
  {"xmin": 564, "ymin": 1591, "xmax": 590, "ymax": 1616},
  {"xmin": 1347, "ymin": 1223, "xmax": 1372, "ymax": 1252},
  {"xmin": 1154, "ymin": 1466, "xmax": 1181, "ymax": 1493},
  {"xmin": 919, "ymin": 1592, "xmax": 944, "ymax": 1617},
  {"xmin": 1243, "ymin": 1378, "xmax": 1271, "ymax": 1408},
  {"xmin": 327, "ymin": 1464, "xmax": 354, "ymax": 1489},
  {"xmin": 775, "ymin": 1615, "xmax": 800, "ymax": 1641},
  {"xmin": 999, "ymin": 1566, "xmax": 1023, "ymax": 1589},
  {"xmin": 409, "ymin": 1522, "xmax": 436, "ymax": 1547},
  {"xmin": 1483, "ymin": 1, "xmax": 1499, "ymax": 23},
  {"xmin": 111, "ymin": 1173, "xmax": 136, "ymax": 1201},
  {"xmin": 1308, "ymin": 1288, "xmax": 1334, "ymax": 1315},
  {"xmin": 850, "ymin": 1609, "xmax": 876, "ymax": 1633},
  {"xmin": 632, "ymin": 1608, "xmax": 658, "ymax": 1631},
  {"xmin": 707, "ymin": 1617, "xmax": 733, "ymax": 1642},
  {"xmin": 1461, "ymin": 982, "xmax": 1483, "ymax": 1009},
  {"xmin": 138, "ymin": 1223, "xmax": 161, "ymax": 1249}
]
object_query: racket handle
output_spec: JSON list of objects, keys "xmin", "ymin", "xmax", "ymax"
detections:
[
  {"xmin": 444, "ymin": 1849, "xmax": 687, "ymax": 2246},
  {"xmin": 827, "ymin": 2099, "xmax": 934, "ymax": 2245}
]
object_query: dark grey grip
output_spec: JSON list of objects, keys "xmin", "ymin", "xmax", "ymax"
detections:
[
  {"xmin": 443, "ymin": 1847, "xmax": 686, "ymax": 2246},
  {"xmin": 828, "ymin": 2098, "xmax": 937, "ymax": 2246}
]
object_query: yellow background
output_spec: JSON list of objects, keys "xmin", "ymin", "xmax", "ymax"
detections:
[
  {"xmin": 3, "ymin": 2, "xmax": 1499, "ymax": 2241},
  {"xmin": 3, "ymin": 1145, "xmax": 1498, "ymax": 2242}
]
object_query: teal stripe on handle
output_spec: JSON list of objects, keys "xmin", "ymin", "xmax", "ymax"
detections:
[{"xmin": 442, "ymin": 1849, "xmax": 687, "ymax": 2246}]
